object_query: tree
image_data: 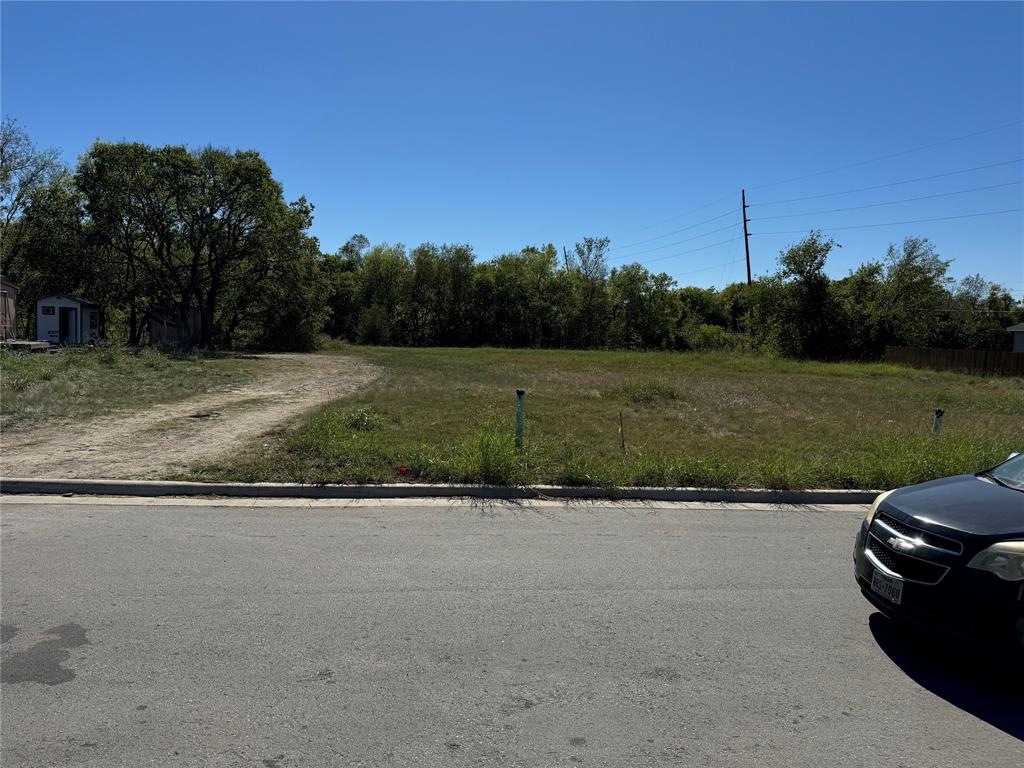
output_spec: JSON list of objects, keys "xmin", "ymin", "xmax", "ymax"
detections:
[
  {"xmin": 10, "ymin": 173, "xmax": 96, "ymax": 337},
  {"xmin": 0, "ymin": 118, "xmax": 64, "ymax": 276},
  {"xmin": 930, "ymin": 275, "xmax": 1018, "ymax": 351},
  {"xmin": 774, "ymin": 230, "xmax": 840, "ymax": 358},
  {"xmin": 338, "ymin": 234, "xmax": 370, "ymax": 266},
  {"xmin": 607, "ymin": 264, "xmax": 678, "ymax": 349},
  {"xmin": 75, "ymin": 141, "xmax": 312, "ymax": 349},
  {"xmin": 565, "ymin": 237, "xmax": 611, "ymax": 347},
  {"xmin": 878, "ymin": 236, "xmax": 950, "ymax": 347}
]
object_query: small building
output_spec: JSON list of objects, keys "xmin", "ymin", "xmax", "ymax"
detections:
[
  {"xmin": 1009, "ymin": 323, "xmax": 1024, "ymax": 353},
  {"xmin": 36, "ymin": 295, "xmax": 100, "ymax": 345},
  {"xmin": 0, "ymin": 275, "xmax": 16, "ymax": 340}
]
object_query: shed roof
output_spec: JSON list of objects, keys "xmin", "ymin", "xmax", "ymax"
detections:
[
  {"xmin": 37, "ymin": 294, "xmax": 100, "ymax": 307},
  {"xmin": 1007, "ymin": 323, "xmax": 1024, "ymax": 333}
]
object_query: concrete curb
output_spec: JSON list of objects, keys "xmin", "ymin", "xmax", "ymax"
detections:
[{"xmin": 0, "ymin": 478, "xmax": 879, "ymax": 504}]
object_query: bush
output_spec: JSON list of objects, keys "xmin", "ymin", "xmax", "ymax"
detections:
[
  {"xmin": 356, "ymin": 305, "xmax": 393, "ymax": 345},
  {"xmin": 341, "ymin": 406, "xmax": 386, "ymax": 432},
  {"xmin": 6, "ymin": 375, "xmax": 30, "ymax": 392},
  {"xmin": 681, "ymin": 324, "xmax": 748, "ymax": 352},
  {"xmin": 613, "ymin": 380, "xmax": 679, "ymax": 405}
]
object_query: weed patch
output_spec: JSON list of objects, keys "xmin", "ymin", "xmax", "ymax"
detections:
[
  {"xmin": 612, "ymin": 380, "xmax": 680, "ymax": 406},
  {"xmin": 186, "ymin": 345, "xmax": 1023, "ymax": 490},
  {"xmin": 0, "ymin": 347, "xmax": 256, "ymax": 431}
]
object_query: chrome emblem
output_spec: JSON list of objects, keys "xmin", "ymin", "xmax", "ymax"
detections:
[{"xmin": 887, "ymin": 536, "xmax": 916, "ymax": 553}]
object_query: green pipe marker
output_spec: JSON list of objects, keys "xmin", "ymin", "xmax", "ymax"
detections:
[{"xmin": 515, "ymin": 389, "xmax": 525, "ymax": 452}]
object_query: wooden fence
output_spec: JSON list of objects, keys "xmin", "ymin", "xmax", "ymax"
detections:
[{"xmin": 885, "ymin": 346, "xmax": 1024, "ymax": 377}]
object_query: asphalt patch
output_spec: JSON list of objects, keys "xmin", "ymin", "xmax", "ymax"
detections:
[{"xmin": 1, "ymin": 623, "xmax": 89, "ymax": 685}]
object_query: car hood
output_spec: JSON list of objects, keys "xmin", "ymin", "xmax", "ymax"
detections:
[{"xmin": 884, "ymin": 474, "xmax": 1024, "ymax": 538}]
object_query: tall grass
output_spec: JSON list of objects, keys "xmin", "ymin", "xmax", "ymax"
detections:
[
  {"xmin": 0, "ymin": 347, "xmax": 255, "ymax": 431},
  {"xmin": 188, "ymin": 345, "xmax": 1021, "ymax": 488}
]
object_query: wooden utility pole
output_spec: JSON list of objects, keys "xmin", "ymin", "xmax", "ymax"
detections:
[{"xmin": 742, "ymin": 189, "xmax": 752, "ymax": 286}]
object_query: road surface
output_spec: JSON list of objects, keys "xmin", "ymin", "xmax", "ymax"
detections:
[{"xmin": 1, "ymin": 497, "xmax": 1020, "ymax": 767}]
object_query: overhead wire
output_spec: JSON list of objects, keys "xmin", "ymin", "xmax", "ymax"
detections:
[
  {"xmin": 715, "ymin": 208, "xmax": 743, "ymax": 287},
  {"xmin": 750, "ymin": 181, "xmax": 1024, "ymax": 221},
  {"xmin": 608, "ymin": 208, "xmax": 736, "ymax": 252},
  {"xmin": 601, "ymin": 118, "xmax": 1022, "ymax": 282},
  {"xmin": 613, "ymin": 237, "xmax": 740, "ymax": 270},
  {"xmin": 609, "ymin": 193, "xmax": 736, "ymax": 240},
  {"xmin": 608, "ymin": 222, "xmax": 739, "ymax": 262},
  {"xmin": 746, "ymin": 119, "xmax": 1024, "ymax": 192},
  {"xmin": 610, "ymin": 119, "xmax": 1022, "ymax": 239},
  {"xmin": 751, "ymin": 159, "xmax": 1024, "ymax": 207},
  {"xmin": 752, "ymin": 208, "xmax": 1024, "ymax": 236}
]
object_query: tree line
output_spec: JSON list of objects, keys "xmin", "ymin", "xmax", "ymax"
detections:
[{"xmin": 2, "ymin": 118, "xmax": 1020, "ymax": 358}]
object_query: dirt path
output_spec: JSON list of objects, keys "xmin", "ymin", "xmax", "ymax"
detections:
[{"xmin": 0, "ymin": 354, "xmax": 380, "ymax": 480}]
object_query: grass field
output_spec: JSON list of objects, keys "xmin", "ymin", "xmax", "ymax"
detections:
[
  {"xmin": 0, "ymin": 347, "xmax": 256, "ymax": 431},
  {"xmin": 189, "ymin": 346, "xmax": 1024, "ymax": 490}
]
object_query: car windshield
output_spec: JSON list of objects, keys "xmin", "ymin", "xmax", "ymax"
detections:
[{"xmin": 984, "ymin": 454, "xmax": 1024, "ymax": 492}]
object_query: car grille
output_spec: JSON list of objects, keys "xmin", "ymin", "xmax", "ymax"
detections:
[
  {"xmin": 875, "ymin": 512, "xmax": 963, "ymax": 554},
  {"xmin": 867, "ymin": 535, "xmax": 949, "ymax": 585}
]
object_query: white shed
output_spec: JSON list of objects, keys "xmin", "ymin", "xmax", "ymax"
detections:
[
  {"xmin": 1009, "ymin": 323, "xmax": 1024, "ymax": 353},
  {"xmin": 36, "ymin": 295, "xmax": 100, "ymax": 345}
]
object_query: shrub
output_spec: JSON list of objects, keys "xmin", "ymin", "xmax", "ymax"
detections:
[
  {"xmin": 356, "ymin": 305, "xmax": 393, "ymax": 345},
  {"xmin": 682, "ymin": 324, "xmax": 748, "ymax": 352},
  {"xmin": 614, "ymin": 380, "xmax": 679, "ymax": 405},
  {"xmin": 341, "ymin": 406, "xmax": 386, "ymax": 432},
  {"xmin": 6, "ymin": 376, "xmax": 30, "ymax": 392}
]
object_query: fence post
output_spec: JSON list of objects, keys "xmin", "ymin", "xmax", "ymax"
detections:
[
  {"xmin": 515, "ymin": 389, "xmax": 525, "ymax": 452},
  {"xmin": 932, "ymin": 408, "xmax": 944, "ymax": 435}
]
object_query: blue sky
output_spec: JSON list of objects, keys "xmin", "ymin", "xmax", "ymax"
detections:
[{"xmin": 2, "ymin": 1, "xmax": 1022, "ymax": 293}]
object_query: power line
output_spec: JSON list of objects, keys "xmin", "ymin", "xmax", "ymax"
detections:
[
  {"xmin": 608, "ymin": 222, "xmax": 739, "ymax": 262},
  {"xmin": 750, "ymin": 181, "xmax": 1024, "ymax": 221},
  {"xmin": 747, "ymin": 119, "xmax": 1024, "ymax": 192},
  {"xmin": 610, "ymin": 193, "xmax": 736, "ymax": 239},
  {"xmin": 612, "ymin": 237, "xmax": 739, "ymax": 269},
  {"xmin": 674, "ymin": 257, "xmax": 745, "ymax": 279},
  {"xmin": 608, "ymin": 208, "xmax": 736, "ymax": 252},
  {"xmin": 752, "ymin": 208, "xmax": 1024, "ymax": 236},
  {"xmin": 752, "ymin": 159, "xmax": 1024, "ymax": 207},
  {"xmin": 610, "ymin": 237, "xmax": 741, "ymax": 270},
  {"xmin": 602, "ymin": 118, "xmax": 1022, "ymax": 242},
  {"xmin": 715, "ymin": 208, "xmax": 743, "ymax": 287}
]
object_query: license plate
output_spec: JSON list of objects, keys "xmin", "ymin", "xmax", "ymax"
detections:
[{"xmin": 871, "ymin": 569, "xmax": 903, "ymax": 605}]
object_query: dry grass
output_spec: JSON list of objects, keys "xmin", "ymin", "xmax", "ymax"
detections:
[
  {"xmin": 0, "ymin": 347, "xmax": 257, "ymax": 432},
  {"xmin": 188, "ymin": 346, "xmax": 1023, "ymax": 489}
]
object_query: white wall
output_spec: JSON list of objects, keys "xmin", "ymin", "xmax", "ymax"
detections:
[{"xmin": 36, "ymin": 297, "xmax": 99, "ymax": 344}]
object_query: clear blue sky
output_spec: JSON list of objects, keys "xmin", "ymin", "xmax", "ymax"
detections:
[{"xmin": 3, "ymin": 1, "xmax": 1022, "ymax": 293}]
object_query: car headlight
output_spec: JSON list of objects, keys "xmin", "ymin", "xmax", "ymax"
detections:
[
  {"xmin": 967, "ymin": 542, "xmax": 1024, "ymax": 582},
  {"xmin": 865, "ymin": 489, "xmax": 895, "ymax": 525}
]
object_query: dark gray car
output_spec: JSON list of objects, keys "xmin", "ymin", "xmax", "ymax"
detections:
[{"xmin": 854, "ymin": 452, "xmax": 1024, "ymax": 661}]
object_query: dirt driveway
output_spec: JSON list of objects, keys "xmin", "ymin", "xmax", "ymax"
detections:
[{"xmin": 0, "ymin": 354, "xmax": 379, "ymax": 480}]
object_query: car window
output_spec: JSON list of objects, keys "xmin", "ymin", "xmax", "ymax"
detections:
[{"xmin": 990, "ymin": 454, "xmax": 1024, "ymax": 489}]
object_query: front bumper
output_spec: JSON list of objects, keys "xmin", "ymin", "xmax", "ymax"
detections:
[{"xmin": 854, "ymin": 521, "xmax": 1023, "ymax": 652}]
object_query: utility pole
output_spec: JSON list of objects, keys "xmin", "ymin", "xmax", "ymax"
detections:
[{"xmin": 742, "ymin": 189, "xmax": 752, "ymax": 286}]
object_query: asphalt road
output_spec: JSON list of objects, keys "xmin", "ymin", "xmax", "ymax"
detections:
[{"xmin": 1, "ymin": 497, "xmax": 1020, "ymax": 767}]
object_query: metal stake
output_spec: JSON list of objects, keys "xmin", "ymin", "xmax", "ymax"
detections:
[{"xmin": 515, "ymin": 389, "xmax": 525, "ymax": 452}]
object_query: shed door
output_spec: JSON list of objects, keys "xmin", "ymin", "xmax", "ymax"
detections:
[{"xmin": 59, "ymin": 307, "xmax": 77, "ymax": 344}]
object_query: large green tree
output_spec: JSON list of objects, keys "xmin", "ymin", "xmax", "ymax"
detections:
[
  {"xmin": 0, "ymin": 117, "xmax": 64, "ymax": 277},
  {"xmin": 75, "ymin": 142, "xmax": 315, "ymax": 349}
]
